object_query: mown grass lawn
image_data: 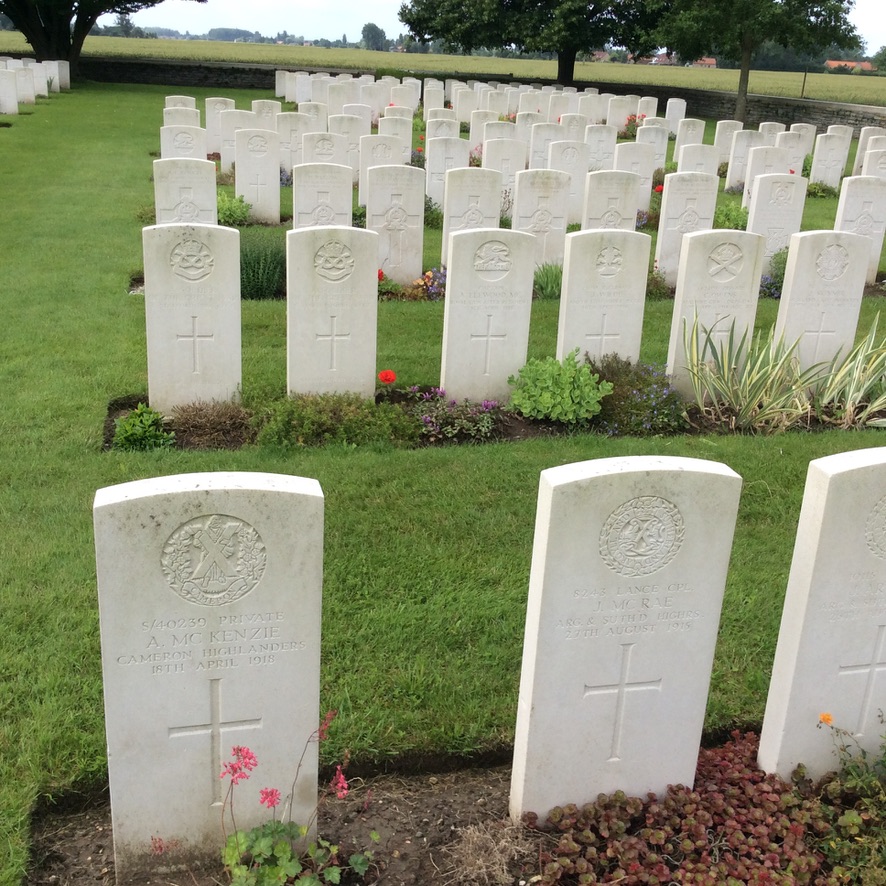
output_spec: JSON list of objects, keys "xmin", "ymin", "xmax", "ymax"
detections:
[{"xmin": 1, "ymin": 79, "xmax": 885, "ymax": 884}]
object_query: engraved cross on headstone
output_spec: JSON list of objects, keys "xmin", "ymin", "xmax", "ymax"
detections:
[
  {"xmin": 177, "ymin": 315, "xmax": 214, "ymax": 373},
  {"xmin": 471, "ymin": 314, "xmax": 507, "ymax": 376},
  {"xmin": 839, "ymin": 624, "xmax": 886, "ymax": 737},
  {"xmin": 584, "ymin": 642, "xmax": 662, "ymax": 762},
  {"xmin": 585, "ymin": 312, "xmax": 621, "ymax": 359},
  {"xmin": 168, "ymin": 678, "xmax": 263, "ymax": 805},
  {"xmin": 316, "ymin": 315, "xmax": 351, "ymax": 371},
  {"xmin": 803, "ymin": 311, "xmax": 838, "ymax": 363}
]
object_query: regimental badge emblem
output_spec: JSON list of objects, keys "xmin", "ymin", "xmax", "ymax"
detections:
[
  {"xmin": 866, "ymin": 496, "xmax": 886, "ymax": 560},
  {"xmin": 314, "ymin": 240, "xmax": 354, "ymax": 281},
  {"xmin": 170, "ymin": 235, "xmax": 214, "ymax": 281},
  {"xmin": 708, "ymin": 242, "xmax": 743, "ymax": 282},
  {"xmin": 595, "ymin": 246, "xmax": 623, "ymax": 277},
  {"xmin": 247, "ymin": 135, "xmax": 269, "ymax": 155},
  {"xmin": 161, "ymin": 515, "xmax": 267, "ymax": 606},
  {"xmin": 473, "ymin": 240, "xmax": 512, "ymax": 281},
  {"xmin": 816, "ymin": 244, "xmax": 849, "ymax": 281},
  {"xmin": 600, "ymin": 496, "xmax": 684, "ymax": 576}
]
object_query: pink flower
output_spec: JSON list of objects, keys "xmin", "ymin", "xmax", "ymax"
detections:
[
  {"xmin": 317, "ymin": 710, "xmax": 337, "ymax": 742},
  {"xmin": 331, "ymin": 765, "xmax": 349, "ymax": 799},
  {"xmin": 259, "ymin": 787, "xmax": 281, "ymax": 808},
  {"xmin": 220, "ymin": 745, "xmax": 258, "ymax": 784}
]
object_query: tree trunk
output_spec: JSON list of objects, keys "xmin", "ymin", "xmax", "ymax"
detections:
[
  {"xmin": 735, "ymin": 36, "xmax": 753, "ymax": 123},
  {"xmin": 556, "ymin": 46, "xmax": 577, "ymax": 86}
]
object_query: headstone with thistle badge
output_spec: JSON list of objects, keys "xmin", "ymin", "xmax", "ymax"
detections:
[{"xmin": 95, "ymin": 471, "xmax": 323, "ymax": 881}]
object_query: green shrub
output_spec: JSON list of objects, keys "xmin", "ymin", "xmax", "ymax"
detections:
[
  {"xmin": 113, "ymin": 402, "xmax": 176, "ymax": 451},
  {"xmin": 424, "ymin": 195, "xmax": 443, "ymax": 228},
  {"xmin": 532, "ymin": 263, "xmax": 562, "ymax": 300},
  {"xmin": 586, "ymin": 354, "xmax": 687, "ymax": 436},
  {"xmin": 352, "ymin": 204, "xmax": 366, "ymax": 228},
  {"xmin": 713, "ymin": 200, "xmax": 748, "ymax": 230},
  {"xmin": 240, "ymin": 228, "xmax": 286, "ymax": 300},
  {"xmin": 507, "ymin": 348, "xmax": 612, "ymax": 428},
  {"xmin": 807, "ymin": 180, "xmax": 841, "ymax": 198},
  {"xmin": 218, "ymin": 190, "xmax": 251, "ymax": 226},
  {"xmin": 802, "ymin": 152, "xmax": 813, "ymax": 178},
  {"xmin": 760, "ymin": 246, "xmax": 789, "ymax": 299},
  {"xmin": 407, "ymin": 387, "xmax": 503, "ymax": 444},
  {"xmin": 254, "ymin": 394, "xmax": 420, "ymax": 448}
]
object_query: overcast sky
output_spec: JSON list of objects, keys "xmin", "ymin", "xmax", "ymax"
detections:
[{"xmin": 108, "ymin": 0, "xmax": 886, "ymax": 55}]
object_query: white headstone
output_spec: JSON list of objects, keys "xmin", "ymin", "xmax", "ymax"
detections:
[
  {"xmin": 636, "ymin": 124, "xmax": 669, "ymax": 172},
  {"xmin": 277, "ymin": 112, "xmax": 315, "ymax": 173},
  {"xmin": 725, "ymin": 129, "xmax": 765, "ymax": 191},
  {"xmin": 469, "ymin": 109, "xmax": 498, "ymax": 152},
  {"xmin": 674, "ymin": 118, "xmax": 705, "ymax": 160},
  {"xmin": 583, "ymin": 169, "xmax": 641, "ymax": 232},
  {"xmin": 510, "ymin": 455, "xmax": 742, "ymax": 823},
  {"xmin": 483, "ymin": 138, "xmax": 528, "ymax": 214},
  {"xmin": 252, "ymin": 99, "xmax": 282, "ymax": 129},
  {"xmin": 834, "ymin": 175, "xmax": 886, "ymax": 285},
  {"xmin": 441, "ymin": 166, "xmax": 502, "ymax": 268},
  {"xmin": 606, "ymin": 95, "xmax": 633, "ymax": 132},
  {"xmin": 160, "ymin": 125, "xmax": 207, "ymax": 161},
  {"xmin": 358, "ymin": 134, "xmax": 407, "ymax": 205},
  {"xmin": 548, "ymin": 140, "xmax": 592, "ymax": 226},
  {"xmin": 810, "ymin": 132, "xmax": 850, "ymax": 189},
  {"xmin": 515, "ymin": 111, "xmax": 545, "ymax": 145},
  {"xmin": 286, "ymin": 226, "xmax": 379, "ymax": 396},
  {"xmin": 367, "ymin": 164, "xmax": 425, "ymax": 284},
  {"xmin": 853, "ymin": 126, "xmax": 886, "ymax": 175},
  {"xmin": 440, "ymin": 228, "xmax": 535, "ymax": 401},
  {"xmin": 585, "ymin": 124, "xmax": 618, "ymax": 173},
  {"xmin": 205, "ymin": 97, "xmax": 235, "ymax": 154},
  {"xmin": 292, "ymin": 163, "xmax": 354, "ymax": 229},
  {"xmin": 742, "ymin": 145, "xmax": 790, "ymax": 208},
  {"xmin": 143, "ymin": 224, "xmax": 241, "ymax": 412},
  {"xmin": 153, "ymin": 158, "xmax": 218, "ymax": 225},
  {"xmin": 95, "ymin": 471, "xmax": 322, "ymax": 879},
  {"xmin": 303, "ymin": 131, "xmax": 348, "ymax": 167},
  {"xmin": 425, "ymin": 135, "xmax": 470, "ymax": 206},
  {"xmin": 512, "ymin": 169, "xmax": 570, "ymax": 266},
  {"xmin": 529, "ymin": 122, "xmax": 566, "ymax": 169},
  {"xmin": 758, "ymin": 121, "xmax": 786, "ymax": 146},
  {"xmin": 789, "ymin": 122, "xmax": 817, "ymax": 159},
  {"xmin": 15, "ymin": 66, "xmax": 36, "ymax": 104},
  {"xmin": 759, "ymin": 448, "xmax": 886, "ymax": 780},
  {"xmin": 235, "ymin": 129, "xmax": 280, "ymax": 225},
  {"xmin": 861, "ymin": 149, "xmax": 886, "ymax": 180},
  {"xmin": 678, "ymin": 143, "xmax": 720, "ymax": 176},
  {"xmin": 163, "ymin": 107, "xmax": 201, "ymax": 128},
  {"xmin": 165, "ymin": 94, "xmax": 196, "ymax": 109},
  {"xmin": 0, "ymin": 69, "xmax": 18, "ymax": 114},
  {"xmin": 557, "ymin": 229, "xmax": 651, "ymax": 361},
  {"xmin": 654, "ymin": 172, "xmax": 719, "ymax": 287},
  {"xmin": 666, "ymin": 229, "xmax": 765, "ymax": 395},
  {"xmin": 665, "ymin": 98, "xmax": 687, "ymax": 134},
  {"xmin": 774, "ymin": 230, "xmax": 870, "ymax": 370},
  {"xmin": 328, "ymin": 113, "xmax": 368, "ymax": 182},
  {"xmin": 378, "ymin": 115, "xmax": 414, "ymax": 163},
  {"xmin": 774, "ymin": 130, "xmax": 806, "ymax": 173},
  {"xmin": 220, "ymin": 109, "xmax": 258, "ymax": 174},
  {"xmin": 714, "ymin": 120, "xmax": 743, "ymax": 165},
  {"xmin": 614, "ymin": 141, "xmax": 656, "ymax": 211},
  {"xmin": 747, "ymin": 173, "xmax": 809, "ymax": 273}
]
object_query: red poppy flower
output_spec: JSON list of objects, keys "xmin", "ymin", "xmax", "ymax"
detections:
[
  {"xmin": 378, "ymin": 269, "xmax": 384, "ymax": 281},
  {"xmin": 654, "ymin": 184, "xmax": 664, "ymax": 193},
  {"xmin": 416, "ymin": 147, "xmax": 423, "ymax": 152},
  {"xmin": 378, "ymin": 369, "xmax": 396, "ymax": 385},
  {"xmin": 419, "ymin": 135, "xmax": 425, "ymax": 140}
]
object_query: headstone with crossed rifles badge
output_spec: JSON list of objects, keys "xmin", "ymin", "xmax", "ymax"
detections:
[
  {"xmin": 773, "ymin": 230, "xmax": 869, "ymax": 372},
  {"xmin": 440, "ymin": 228, "xmax": 535, "ymax": 402},
  {"xmin": 95, "ymin": 471, "xmax": 323, "ymax": 881},
  {"xmin": 142, "ymin": 223, "xmax": 241, "ymax": 413},
  {"xmin": 286, "ymin": 226, "xmax": 379, "ymax": 397},
  {"xmin": 759, "ymin": 449, "xmax": 886, "ymax": 780},
  {"xmin": 665, "ymin": 229, "xmax": 765, "ymax": 397},
  {"xmin": 510, "ymin": 456, "xmax": 742, "ymax": 823}
]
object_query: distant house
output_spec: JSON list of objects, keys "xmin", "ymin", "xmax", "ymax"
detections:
[
  {"xmin": 692, "ymin": 57, "xmax": 717, "ymax": 68},
  {"xmin": 650, "ymin": 53, "xmax": 677, "ymax": 65},
  {"xmin": 824, "ymin": 59, "xmax": 875, "ymax": 72}
]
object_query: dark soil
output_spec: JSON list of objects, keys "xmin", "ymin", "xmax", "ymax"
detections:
[{"xmin": 25, "ymin": 765, "xmax": 542, "ymax": 886}]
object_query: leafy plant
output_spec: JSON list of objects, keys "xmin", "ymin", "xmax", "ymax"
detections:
[
  {"xmin": 760, "ymin": 246, "xmax": 790, "ymax": 299},
  {"xmin": 810, "ymin": 714, "xmax": 886, "ymax": 884},
  {"xmin": 682, "ymin": 317, "xmax": 825, "ymax": 434},
  {"xmin": 714, "ymin": 199, "xmax": 749, "ymax": 230},
  {"xmin": 813, "ymin": 315, "xmax": 886, "ymax": 429},
  {"xmin": 351, "ymin": 204, "xmax": 366, "ymax": 228},
  {"xmin": 112, "ymin": 402, "xmax": 175, "ymax": 451},
  {"xmin": 532, "ymin": 263, "xmax": 562, "ymax": 300},
  {"xmin": 377, "ymin": 270, "xmax": 405, "ymax": 300},
  {"xmin": 255, "ymin": 393, "xmax": 420, "ymax": 448},
  {"xmin": 409, "ymin": 147, "xmax": 425, "ymax": 168},
  {"xmin": 586, "ymin": 354, "xmax": 687, "ymax": 437},
  {"xmin": 646, "ymin": 264, "xmax": 672, "ymax": 300},
  {"xmin": 240, "ymin": 229, "xmax": 286, "ymax": 300},
  {"xmin": 424, "ymin": 195, "xmax": 443, "ymax": 228},
  {"xmin": 407, "ymin": 387, "xmax": 503, "ymax": 444},
  {"xmin": 507, "ymin": 348, "xmax": 612, "ymax": 428},
  {"xmin": 807, "ymin": 181, "xmax": 840, "ymax": 198},
  {"xmin": 618, "ymin": 113, "xmax": 646, "ymax": 139},
  {"xmin": 218, "ymin": 190, "xmax": 251, "ymax": 226}
]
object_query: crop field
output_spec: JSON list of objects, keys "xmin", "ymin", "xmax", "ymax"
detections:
[{"xmin": 1, "ymin": 30, "xmax": 885, "ymax": 106}]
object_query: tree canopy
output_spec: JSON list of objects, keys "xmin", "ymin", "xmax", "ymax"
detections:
[
  {"xmin": 398, "ymin": 0, "xmax": 666, "ymax": 84},
  {"xmin": 658, "ymin": 0, "xmax": 860, "ymax": 120},
  {"xmin": 361, "ymin": 22, "xmax": 388, "ymax": 52},
  {"xmin": 0, "ymin": 0, "xmax": 206, "ymax": 72}
]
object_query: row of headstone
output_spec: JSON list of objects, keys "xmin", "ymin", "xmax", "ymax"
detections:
[
  {"xmin": 95, "ymin": 442, "xmax": 886, "ymax": 875},
  {"xmin": 0, "ymin": 56, "xmax": 70, "ymax": 114}
]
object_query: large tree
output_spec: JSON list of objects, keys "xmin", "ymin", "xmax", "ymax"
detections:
[
  {"xmin": 0, "ymin": 0, "xmax": 205, "ymax": 73},
  {"xmin": 361, "ymin": 21, "xmax": 387, "ymax": 52},
  {"xmin": 398, "ymin": 0, "xmax": 666, "ymax": 85},
  {"xmin": 657, "ymin": 0, "xmax": 860, "ymax": 121}
]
